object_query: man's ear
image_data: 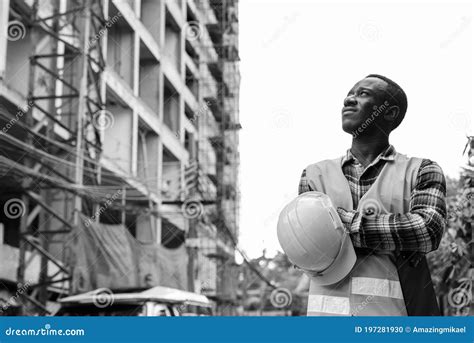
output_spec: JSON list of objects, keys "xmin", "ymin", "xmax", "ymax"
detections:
[{"xmin": 383, "ymin": 105, "xmax": 400, "ymax": 125}]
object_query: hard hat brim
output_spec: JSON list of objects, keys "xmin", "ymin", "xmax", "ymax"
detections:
[{"xmin": 306, "ymin": 232, "xmax": 356, "ymax": 286}]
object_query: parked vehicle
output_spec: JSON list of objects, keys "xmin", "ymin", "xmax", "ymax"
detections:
[{"xmin": 55, "ymin": 286, "xmax": 214, "ymax": 316}]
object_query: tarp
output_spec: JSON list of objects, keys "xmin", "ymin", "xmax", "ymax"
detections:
[
  {"xmin": 66, "ymin": 217, "xmax": 188, "ymax": 294},
  {"xmin": 138, "ymin": 243, "xmax": 188, "ymax": 290}
]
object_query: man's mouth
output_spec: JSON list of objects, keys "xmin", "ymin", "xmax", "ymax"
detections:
[{"xmin": 342, "ymin": 107, "xmax": 358, "ymax": 115}]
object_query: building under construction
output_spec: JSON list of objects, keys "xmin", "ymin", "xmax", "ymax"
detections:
[{"xmin": 0, "ymin": 0, "xmax": 240, "ymax": 315}]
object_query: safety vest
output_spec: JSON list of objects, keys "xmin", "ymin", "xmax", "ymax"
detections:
[{"xmin": 304, "ymin": 152, "xmax": 440, "ymax": 316}]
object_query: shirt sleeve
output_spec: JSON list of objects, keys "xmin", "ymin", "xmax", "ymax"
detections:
[
  {"xmin": 298, "ymin": 168, "xmax": 313, "ymax": 195},
  {"xmin": 337, "ymin": 160, "xmax": 447, "ymax": 253}
]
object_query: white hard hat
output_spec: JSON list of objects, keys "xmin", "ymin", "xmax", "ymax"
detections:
[{"xmin": 277, "ymin": 191, "xmax": 356, "ymax": 286}]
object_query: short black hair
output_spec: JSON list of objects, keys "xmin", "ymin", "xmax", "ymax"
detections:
[{"xmin": 365, "ymin": 74, "xmax": 408, "ymax": 130}]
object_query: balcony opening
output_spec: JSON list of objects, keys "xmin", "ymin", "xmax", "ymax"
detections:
[
  {"xmin": 107, "ymin": 5, "xmax": 135, "ymax": 87},
  {"xmin": 139, "ymin": 40, "xmax": 160, "ymax": 114},
  {"xmin": 163, "ymin": 79, "xmax": 180, "ymax": 133},
  {"xmin": 164, "ymin": 13, "xmax": 181, "ymax": 70},
  {"xmin": 161, "ymin": 147, "xmax": 180, "ymax": 200},
  {"xmin": 161, "ymin": 218, "xmax": 185, "ymax": 249},
  {"xmin": 185, "ymin": 66, "xmax": 199, "ymax": 100},
  {"xmin": 140, "ymin": 0, "xmax": 163, "ymax": 44},
  {"xmin": 137, "ymin": 123, "xmax": 159, "ymax": 193}
]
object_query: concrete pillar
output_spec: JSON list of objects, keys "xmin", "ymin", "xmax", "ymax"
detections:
[{"xmin": 0, "ymin": 0, "xmax": 10, "ymax": 79}]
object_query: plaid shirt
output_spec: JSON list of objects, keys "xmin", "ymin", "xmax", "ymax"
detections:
[{"xmin": 298, "ymin": 145, "xmax": 446, "ymax": 253}]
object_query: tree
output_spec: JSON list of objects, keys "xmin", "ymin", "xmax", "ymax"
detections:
[{"xmin": 427, "ymin": 136, "xmax": 473, "ymax": 316}]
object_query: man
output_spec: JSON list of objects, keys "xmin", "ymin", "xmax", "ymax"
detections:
[{"xmin": 298, "ymin": 74, "xmax": 446, "ymax": 316}]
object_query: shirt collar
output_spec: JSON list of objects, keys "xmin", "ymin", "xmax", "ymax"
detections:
[{"xmin": 341, "ymin": 144, "xmax": 396, "ymax": 166}]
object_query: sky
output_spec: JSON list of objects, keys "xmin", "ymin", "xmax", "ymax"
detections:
[{"xmin": 237, "ymin": 0, "xmax": 473, "ymax": 259}]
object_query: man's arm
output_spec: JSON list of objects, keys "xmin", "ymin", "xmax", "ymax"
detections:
[{"xmin": 336, "ymin": 160, "xmax": 447, "ymax": 253}]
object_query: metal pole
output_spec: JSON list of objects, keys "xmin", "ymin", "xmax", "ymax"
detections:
[
  {"xmin": 73, "ymin": 0, "xmax": 92, "ymax": 225},
  {"xmin": 37, "ymin": 2, "xmax": 62, "ymax": 306},
  {"xmin": 17, "ymin": 0, "xmax": 39, "ymax": 315}
]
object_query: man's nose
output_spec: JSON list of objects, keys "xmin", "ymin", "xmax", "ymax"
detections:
[{"xmin": 344, "ymin": 95, "xmax": 357, "ymax": 107}]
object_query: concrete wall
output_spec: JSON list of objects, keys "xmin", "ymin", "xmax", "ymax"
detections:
[
  {"xmin": 139, "ymin": 61, "xmax": 160, "ymax": 113},
  {"xmin": 5, "ymin": 38, "xmax": 32, "ymax": 96},
  {"xmin": 107, "ymin": 24, "xmax": 134, "ymax": 88},
  {"xmin": 137, "ymin": 131, "xmax": 159, "ymax": 192},
  {"xmin": 164, "ymin": 23, "xmax": 180, "ymax": 70},
  {"xmin": 103, "ymin": 105, "xmax": 133, "ymax": 173},
  {"xmin": 140, "ymin": 0, "xmax": 164, "ymax": 45}
]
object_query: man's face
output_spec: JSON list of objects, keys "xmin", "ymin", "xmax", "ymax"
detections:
[{"xmin": 341, "ymin": 77, "xmax": 389, "ymax": 135}]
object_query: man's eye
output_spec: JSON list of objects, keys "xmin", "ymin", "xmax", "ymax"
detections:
[{"xmin": 359, "ymin": 91, "xmax": 369, "ymax": 96}]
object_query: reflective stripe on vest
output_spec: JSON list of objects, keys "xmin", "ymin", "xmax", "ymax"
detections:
[
  {"xmin": 307, "ymin": 295, "xmax": 350, "ymax": 316},
  {"xmin": 351, "ymin": 277, "xmax": 404, "ymax": 299}
]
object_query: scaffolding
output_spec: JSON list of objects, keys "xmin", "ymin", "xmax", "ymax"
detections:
[
  {"xmin": 1, "ymin": 0, "xmax": 107, "ymax": 314},
  {"xmin": 187, "ymin": 0, "xmax": 278, "ymax": 314},
  {"xmin": 0, "ymin": 0, "xmax": 248, "ymax": 317}
]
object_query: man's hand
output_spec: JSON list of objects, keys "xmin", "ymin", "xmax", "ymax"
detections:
[{"xmin": 337, "ymin": 208, "xmax": 361, "ymax": 247}]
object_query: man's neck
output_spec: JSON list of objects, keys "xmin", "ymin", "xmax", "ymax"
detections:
[{"xmin": 350, "ymin": 136, "xmax": 390, "ymax": 168}]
